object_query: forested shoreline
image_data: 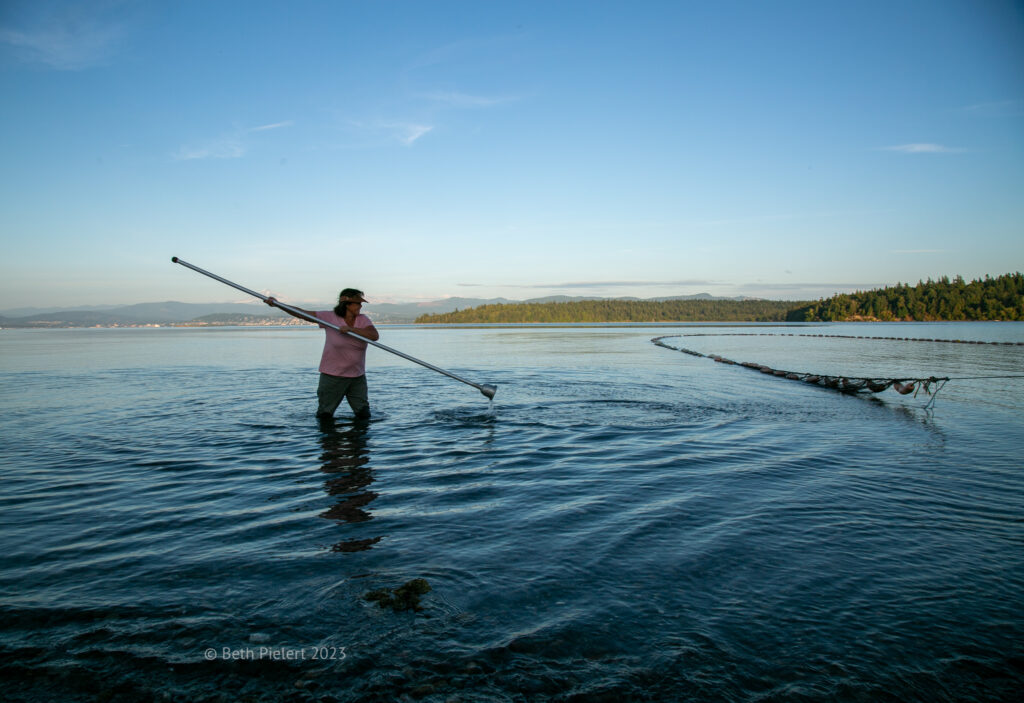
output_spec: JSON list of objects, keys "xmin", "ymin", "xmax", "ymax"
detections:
[
  {"xmin": 415, "ymin": 273, "xmax": 1023, "ymax": 323},
  {"xmin": 3, "ymin": 275, "xmax": 1019, "ymax": 328},
  {"xmin": 788, "ymin": 273, "xmax": 1023, "ymax": 322},
  {"xmin": 416, "ymin": 299, "xmax": 810, "ymax": 324}
]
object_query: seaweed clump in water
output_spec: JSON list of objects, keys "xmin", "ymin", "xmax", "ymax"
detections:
[{"xmin": 364, "ymin": 578, "xmax": 431, "ymax": 612}]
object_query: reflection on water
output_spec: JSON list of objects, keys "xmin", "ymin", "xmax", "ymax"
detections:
[
  {"xmin": 0, "ymin": 323, "xmax": 1022, "ymax": 702},
  {"xmin": 316, "ymin": 418, "xmax": 382, "ymax": 552}
]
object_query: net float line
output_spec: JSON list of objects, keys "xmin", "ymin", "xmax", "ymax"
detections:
[
  {"xmin": 656, "ymin": 332, "xmax": 1023, "ymax": 346},
  {"xmin": 652, "ymin": 334, "xmax": 946, "ymax": 397},
  {"xmin": 652, "ymin": 333, "xmax": 1024, "ymax": 409},
  {"xmin": 651, "ymin": 333, "xmax": 1024, "ymax": 409}
]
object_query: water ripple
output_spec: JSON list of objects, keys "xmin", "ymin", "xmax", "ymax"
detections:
[{"xmin": 1, "ymin": 325, "xmax": 1022, "ymax": 701}]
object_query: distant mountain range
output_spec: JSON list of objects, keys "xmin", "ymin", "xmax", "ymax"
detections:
[{"xmin": 0, "ymin": 293, "xmax": 757, "ymax": 328}]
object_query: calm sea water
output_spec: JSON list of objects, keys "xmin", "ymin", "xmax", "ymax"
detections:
[{"xmin": 1, "ymin": 322, "xmax": 1022, "ymax": 702}]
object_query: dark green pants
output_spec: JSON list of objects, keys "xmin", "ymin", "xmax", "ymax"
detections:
[{"xmin": 317, "ymin": 373, "xmax": 370, "ymax": 420}]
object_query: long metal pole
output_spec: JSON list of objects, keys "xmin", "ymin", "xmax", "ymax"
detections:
[{"xmin": 171, "ymin": 257, "xmax": 497, "ymax": 399}]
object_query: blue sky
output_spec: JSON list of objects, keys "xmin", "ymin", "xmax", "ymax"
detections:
[{"xmin": 1, "ymin": 0, "xmax": 1022, "ymax": 309}]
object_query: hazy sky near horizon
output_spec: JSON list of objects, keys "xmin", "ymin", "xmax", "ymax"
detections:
[{"xmin": 2, "ymin": 0, "xmax": 1023, "ymax": 309}]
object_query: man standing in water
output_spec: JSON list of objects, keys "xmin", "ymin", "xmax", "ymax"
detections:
[{"xmin": 266, "ymin": 289, "xmax": 379, "ymax": 421}]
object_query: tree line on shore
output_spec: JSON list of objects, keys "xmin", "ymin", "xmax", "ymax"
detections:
[
  {"xmin": 415, "ymin": 273, "xmax": 1023, "ymax": 323},
  {"xmin": 788, "ymin": 272, "xmax": 1023, "ymax": 322},
  {"xmin": 416, "ymin": 299, "xmax": 808, "ymax": 323}
]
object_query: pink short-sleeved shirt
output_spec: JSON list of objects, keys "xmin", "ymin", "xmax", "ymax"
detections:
[{"xmin": 316, "ymin": 311, "xmax": 374, "ymax": 377}]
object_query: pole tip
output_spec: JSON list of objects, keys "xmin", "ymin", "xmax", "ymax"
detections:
[
  {"xmin": 480, "ymin": 384, "xmax": 497, "ymax": 400},
  {"xmin": 171, "ymin": 256, "xmax": 179, "ymax": 263}
]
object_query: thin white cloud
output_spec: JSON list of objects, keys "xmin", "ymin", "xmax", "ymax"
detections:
[
  {"xmin": 461, "ymin": 279, "xmax": 721, "ymax": 289},
  {"xmin": 737, "ymin": 282, "xmax": 882, "ymax": 292},
  {"xmin": 343, "ymin": 120, "xmax": 433, "ymax": 146},
  {"xmin": 394, "ymin": 123, "xmax": 433, "ymax": 145},
  {"xmin": 735, "ymin": 282, "xmax": 887, "ymax": 299},
  {"xmin": 249, "ymin": 121, "xmax": 294, "ymax": 132},
  {"xmin": 0, "ymin": 5, "xmax": 128, "ymax": 70},
  {"xmin": 881, "ymin": 143, "xmax": 965, "ymax": 154},
  {"xmin": 457, "ymin": 280, "xmax": 885, "ymax": 301},
  {"xmin": 173, "ymin": 121, "xmax": 292, "ymax": 161}
]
